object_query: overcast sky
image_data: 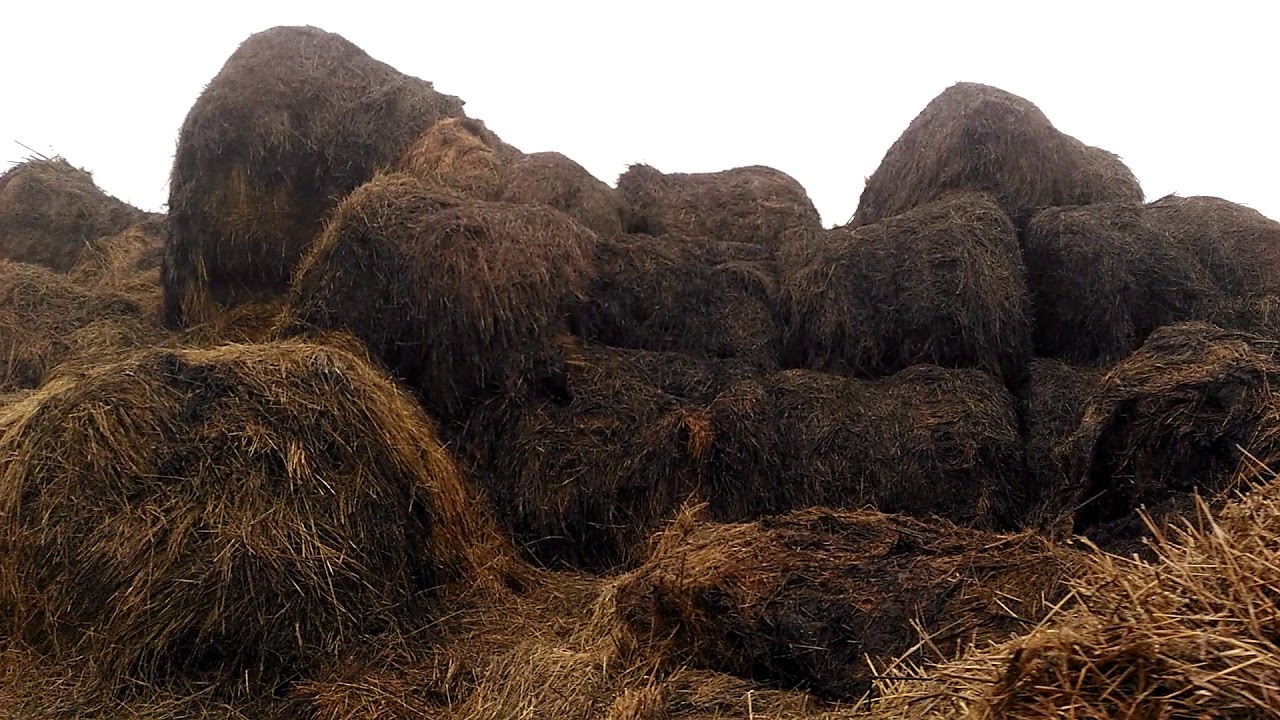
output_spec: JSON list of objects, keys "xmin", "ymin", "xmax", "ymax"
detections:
[{"xmin": 2, "ymin": 1, "xmax": 1276, "ymax": 226}]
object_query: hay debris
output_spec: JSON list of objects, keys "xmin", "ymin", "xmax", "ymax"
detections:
[
  {"xmin": 1147, "ymin": 193, "xmax": 1280, "ymax": 297},
  {"xmin": 501, "ymin": 151, "xmax": 631, "ymax": 239}
]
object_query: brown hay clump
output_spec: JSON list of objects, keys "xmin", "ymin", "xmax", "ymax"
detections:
[
  {"xmin": 283, "ymin": 172, "xmax": 596, "ymax": 420},
  {"xmin": 0, "ymin": 339, "xmax": 501, "ymax": 694},
  {"xmin": 0, "ymin": 157, "xmax": 156, "ymax": 272},
  {"xmin": 705, "ymin": 366, "xmax": 1026, "ymax": 530},
  {"xmin": 617, "ymin": 164, "xmax": 823, "ymax": 248},
  {"xmin": 1024, "ymin": 359, "xmax": 1104, "ymax": 535},
  {"xmin": 851, "ymin": 82, "xmax": 1143, "ymax": 230},
  {"xmin": 396, "ymin": 116, "xmax": 517, "ymax": 202},
  {"xmin": 163, "ymin": 25, "xmax": 466, "ymax": 328},
  {"xmin": 1024, "ymin": 203, "xmax": 1224, "ymax": 365},
  {"xmin": 501, "ymin": 152, "xmax": 631, "ymax": 238},
  {"xmin": 1146, "ymin": 194, "xmax": 1280, "ymax": 297},
  {"xmin": 780, "ymin": 191, "xmax": 1032, "ymax": 402},
  {"xmin": 616, "ymin": 507, "xmax": 1080, "ymax": 701}
]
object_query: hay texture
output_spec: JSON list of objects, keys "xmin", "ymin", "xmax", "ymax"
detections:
[
  {"xmin": 501, "ymin": 152, "xmax": 631, "ymax": 238},
  {"xmin": 780, "ymin": 191, "xmax": 1031, "ymax": 400},
  {"xmin": 617, "ymin": 164, "xmax": 822, "ymax": 248},
  {"xmin": 283, "ymin": 173, "xmax": 596, "ymax": 420},
  {"xmin": 163, "ymin": 24, "xmax": 465, "ymax": 328},
  {"xmin": 396, "ymin": 116, "xmax": 516, "ymax": 202},
  {"xmin": 850, "ymin": 82, "xmax": 1143, "ymax": 230},
  {"xmin": 1146, "ymin": 193, "xmax": 1280, "ymax": 297},
  {"xmin": 1024, "ymin": 358, "xmax": 1104, "ymax": 535}
]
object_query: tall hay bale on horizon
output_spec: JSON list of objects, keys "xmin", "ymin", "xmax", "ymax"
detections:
[
  {"xmin": 1146, "ymin": 193, "xmax": 1280, "ymax": 297},
  {"xmin": 163, "ymin": 25, "xmax": 466, "ymax": 328},
  {"xmin": 617, "ymin": 164, "xmax": 823, "ymax": 248},
  {"xmin": 851, "ymin": 82, "xmax": 1143, "ymax": 230},
  {"xmin": 501, "ymin": 152, "xmax": 631, "ymax": 239}
]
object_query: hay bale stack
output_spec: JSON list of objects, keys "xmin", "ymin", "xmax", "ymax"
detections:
[
  {"xmin": 283, "ymin": 173, "xmax": 596, "ymax": 420},
  {"xmin": 396, "ymin": 116, "xmax": 516, "ymax": 201},
  {"xmin": 163, "ymin": 25, "xmax": 466, "ymax": 328},
  {"xmin": 617, "ymin": 164, "xmax": 822, "ymax": 248},
  {"xmin": 501, "ymin": 152, "xmax": 631, "ymax": 238},
  {"xmin": 780, "ymin": 191, "xmax": 1032, "ymax": 400},
  {"xmin": 0, "ymin": 340, "xmax": 500, "ymax": 692},
  {"xmin": 582, "ymin": 234, "xmax": 782, "ymax": 369},
  {"xmin": 0, "ymin": 157, "xmax": 155, "ymax": 272},
  {"xmin": 1025, "ymin": 203, "xmax": 1224, "ymax": 365},
  {"xmin": 851, "ymin": 82, "xmax": 1143, "ymax": 230},
  {"xmin": 1024, "ymin": 359, "xmax": 1104, "ymax": 534},
  {"xmin": 616, "ymin": 508, "xmax": 1080, "ymax": 701},
  {"xmin": 705, "ymin": 366, "xmax": 1026, "ymax": 530},
  {"xmin": 1146, "ymin": 194, "xmax": 1280, "ymax": 297}
]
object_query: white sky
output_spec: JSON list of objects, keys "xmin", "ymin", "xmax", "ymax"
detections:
[{"xmin": 2, "ymin": 1, "xmax": 1276, "ymax": 226}]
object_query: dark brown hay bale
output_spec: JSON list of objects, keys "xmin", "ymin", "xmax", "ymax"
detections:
[
  {"xmin": 163, "ymin": 25, "xmax": 466, "ymax": 328},
  {"xmin": 501, "ymin": 152, "xmax": 631, "ymax": 239},
  {"xmin": 1146, "ymin": 194, "xmax": 1280, "ymax": 296},
  {"xmin": 396, "ymin": 116, "xmax": 516, "ymax": 202},
  {"xmin": 780, "ymin": 191, "xmax": 1031, "ymax": 401},
  {"xmin": 851, "ymin": 82, "xmax": 1143, "ymax": 230},
  {"xmin": 617, "ymin": 164, "xmax": 822, "ymax": 248},
  {"xmin": 705, "ymin": 366, "xmax": 1026, "ymax": 529},
  {"xmin": 0, "ymin": 340, "xmax": 501, "ymax": 693},
  {"xmin": 1024, "ymin": 359, "xmax": 1104, "ymax": 534},
  {"xmin": 1024, "ymin": 203, "xmax": 1224, "ymax": 365},
  {"xmin": 616, "ymin": 508, "xmax": 1080, "ymax": 701},
  {"xmin": 283, "ymin": 173, "xmax": 597, "ymax": 420},
  {"xmin": 582, "ymin": 234, "xmax": 782, "ymax": 369}
]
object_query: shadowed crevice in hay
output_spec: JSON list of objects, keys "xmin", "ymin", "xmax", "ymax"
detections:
[{"xmin": 1024, "ymin": 358, "xmax": 1105, "ymax": 535}]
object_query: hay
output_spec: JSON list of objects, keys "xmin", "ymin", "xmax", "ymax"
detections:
[
  {"xmin": 616, "ymin": 507, "xmax": 1080, "ymax": 701},
  {"xmin": 617, "ymin": 164, "xmax": 823, "ymax": 248},
  {"xmin": 1024, "ymin": 358, "xmax": 1104, "ymax": 535},
  {"xmin": 283, "ymin": 172, "xmax": 597, "ymax": 420},
  {"xmin": 1147, "ymin": 193, "xmax": 1280, "ymax": 297},
  {"xmin": 582, "ymin": 233, "xmax": 782, "ymax": 369},
  {"xmin": 780, "ymin": 191, "xmax": 1032, "ymax": 402},
  {"xmin": 163, "ymin": 24, "xmax": 466, "ymax": 328},
  {"xmin": 850, "ymin": 82, "xmax": 1143, "ymax": 230},
  {"xmin": 704, "ymin": 366, "xmax": 1026, "ymax": 529},
  {"xmin": 179, "ymin": 299, "xmax": 288, "ymax": 347},
  {"xmin": 0, "ymin": 157, "xmax": 154, "ymax": 272},
  {"xmin": 1024, "ymin": 202, "xmax": 1224, "ymax": 365},
  {"xmin": 0, "ymin": 339, "xmax": 503, "ymax": 694},
  {"xmin": 501, "ymin": 151, "xmax": 631, "ymax": 238},
  {"xmin": 396, "ymin": 116, "xmax": 516, "ymax": 201}
]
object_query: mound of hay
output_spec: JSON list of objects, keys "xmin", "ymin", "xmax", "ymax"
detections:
[
  {"xmin": 582, "ymin": 234, "xmax": 782, "ymax": 369},
  {"xmin": 0, "ymin": 157, "xmax": 155, "ymax": 272},
  {"xmin": 396, "ymin": 116, "xmax": 516, "ymax": 202},
  {"xmin": 69, "ymin": 221, "xmax": 166, "ymax": 315},
  {"xmin": 1024, "ymin": 203, "xmax": 1224, "ymax": 364},
  {"xmin": 616, "ymin": 508, "xmax": 1080, "ymax": 701},
  {"xmin": 283, "ymin": 173, "xmax": 596, "ymax": 420},
  {"xmin": 705, "ymin": 366, "xmax": 1026, "ymax": 529},
  {"xmin": 163, "ymin": 24, "xmax": 466, "ymax": 328},
  {"xmin": 1146, "ymin": 194, "xmax": 1280, "ymax": 296},
  {"xmin": 850, "ymin": 82, "xmax": 1143, "ymax": 230},
  {"xmin": 617, "ymin": 164, "xmax": 823, "ymax": 248},
  {"xmin": 501, "ymin": 152, "xmax": 631, "ymax": 238},
  {"xmin": 780, "ymin": 191, "xmax": 1031, "ymax": 401},
  {"xmin": 179, "ymin": 299, "xmax": 288, "ymax": 347},
  {"xmin": 1024, "ymin": 359, "xmax": 1104, "ymax": 534},
  {"xmin": 0, "ymin": 340, "xmax": 500, "ymax": 693}
]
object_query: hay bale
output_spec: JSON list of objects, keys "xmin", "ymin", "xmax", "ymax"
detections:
[
  {"xmin": 582, "ymin": 234, "xmax": 782, "ymax": 369},
  {"xmin": 851, "ymin": 82, "xmax": 1143, "ymax": 230},
  {"xmin": 705, "ymin": 366, "xmax": 1026, "ymax": 529},
  {"xmin": 1146, "ymin": 194, "xmax": 1280, "ymax": 297},
  {"xmin": 1024, "ymin": 359, "xmax": 1104, "ymax": 534},
  {"xmin": 396, "ymin": 116, "xmax": 517, "ymax": 201},
  {"xmin": 0, "ymin": 340, "xmax": 500, "ymax": 692},
  {"xmin": 616, "ymin": 508, "xmax": 1080, "ymax": 701},
  {"xmin": 780, "ymin": 191, "xmax": 1031, "ymax": 401},
  {"xmin": 501, "ymin": 152, "xmax": 631, "ymax": 238},
  {"xmin": 1024, "ymin": 203, "xmax": 1224, "ymax": 365},
  {"xmin": 163, "ymin": 25, "xmax": 466, "ymax": 328},
  {"xmin": 617, "ymin": 164, "xmax": 822, "ymax": 248},
  {"xmin": 283, "ymin": 172, "xmax": 597, "ymax": 420}
]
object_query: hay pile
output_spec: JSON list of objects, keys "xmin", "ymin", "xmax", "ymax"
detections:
[
  {"xmin": 780, "ymin": 191, "xmax": 1032, "ymax": 401},
  {"xmin": 163, "ymin": 24, "xmax": 466, "ymax": 327},
  {"xmin": 617, "ymin": 164, "xmax": 823, "ymax": 247},
  {"xmin": 1147, "ymin": 193, "xmax": 1280, "ymax": 297},
  {"xmin": 501, "ymin": 151, "xmax": 631, "ymax": 238},
  {"xmin": 396, "ymin": 116, "xmax": 515, "ymax": 201},
  {"xmin": 850, "ymin": 82, "xmax": 1143, "ymax": 230},
  {"xmin": 1024, "ymin": 358, "xmax": 1104, "ymax": 534}
]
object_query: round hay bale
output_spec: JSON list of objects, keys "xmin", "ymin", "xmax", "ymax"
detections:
[
  {"xmin": 501, "ymin": 152, "xmax": 631, "ymax": 239},
  {"xmin": 283, "ymin": 172, "xmax": 597, "ymax": 420},
  {"xmin": 582, "ymin": 234, "xmax": 782, "ymax": 369},
  {"xmin": 616, "ymin": 164, "xmax": 822, "ymax": 248},
  {"xmin": 851, "ymin": 82, "xmax": 1144, "ymax": 230},
  {"xmin": 1146, "ymin": 194, "xmax": 1280, "ymax": 297},
  {"xmin": 780, "ymin": 191, "xmax": 1032, "ymax": 402},
  {"xmin": 163, "ymin": 25, "xmax": 466, "ymax": 328},
  {"xmin": 0, "ymin": 157, "xmax": 154, "ymax": 272},
  {"xmin": 1024, "ymin": 203, "xmax": 1224, "ymax": 365},
  {"xmin": 397, "ymin": 116, "xmax": 516, "ymax": 202},
  {"xmin": 1024, "ymin": 358, "xmax": 1104, "ymax": 535},
  {"xmin": 0, "ymin": 339, "xmax": 498, "ymax": 691},
  {"xmin": 616, "ymin": 508, "xmax": 1080, "ymax": 701}
]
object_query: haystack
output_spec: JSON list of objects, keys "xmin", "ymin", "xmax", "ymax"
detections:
[
  {"xmin": 163, "ymin": 25, "xmax": 466, "ymax": 328},
  {"xmin": 850, "ymin": 82, "xmax": 1143, "ymax": 230},
  {"xmin": 780, "ymin": 191, "xmax": 1032, "ymax": 401},
  {"xmin": 617, "ymin": 164, "xmax": 822, "ymax": 248},
  {"xmin": 1024, "ymin": 203, "xmax": 1224, "ymax": 364},
  {"xmin": 1146, "ymin": 193, "xmax": 1280, "ymax": 297},
  {"xmin": 616, "ymin": 507, "xmax": 1080, "ymax": 701},
  {"xmin": 582, "ymin": 233, "xmax": 782, "ymax": 369},
  {"xmin": 501, "ymin": 152, "xmax": 631, "ymax": 238},
  {"xmin": 0, "ymin": 157, "xmax": 155, "ymax": 271},
  {"xmin": 0, "ymin": 340, "xmax": 502, "ymax": 693},
  {"xmin": 705, "ymin": 366, "xmax": 1026, "ymax": 529},
  {"xmin": 283, "ymin": 173, "xmax": 597, "ymax": 420},
  {"xmin": 1024, "ymin": 358, "xmax": 1104, "ymax": 535},
  {"xmin": 396, "ymin": 116, "xmax": 516, "ymax": 201}
]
